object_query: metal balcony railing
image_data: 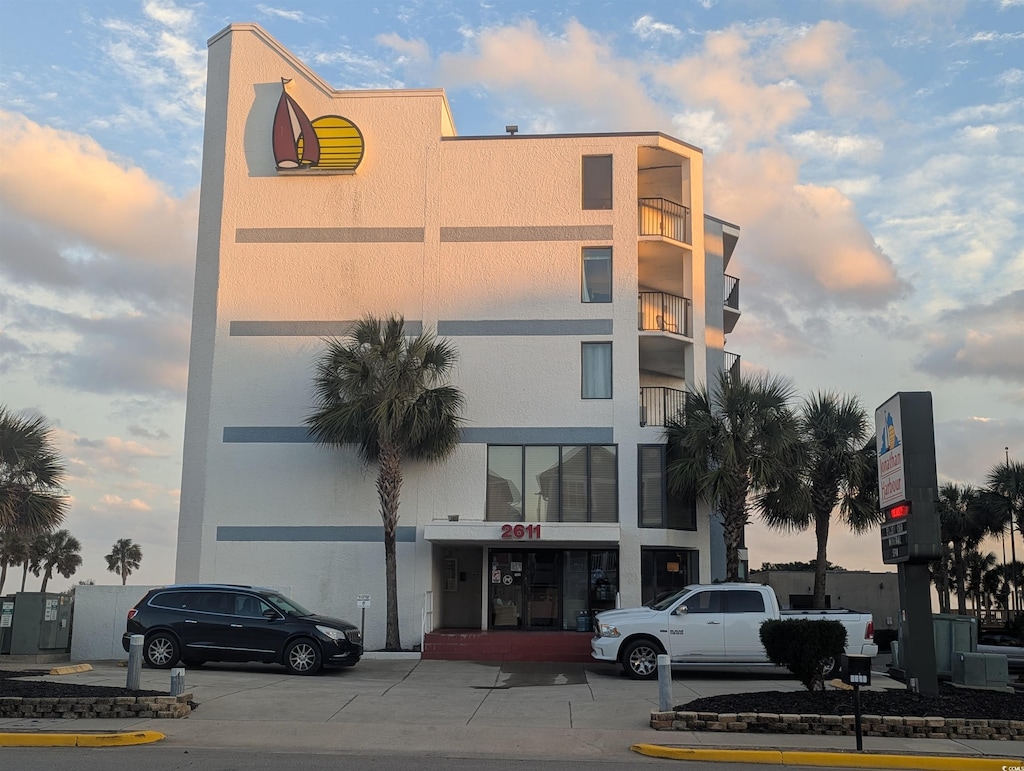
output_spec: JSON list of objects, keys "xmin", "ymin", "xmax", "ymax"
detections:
[
  {"xmin": 638, "ymin": 292, "xmax": 692, "ymax": 337},
  {"xmin": 638, "ymin": 197, "xmax": 691, "ymax": 244},
  {"xmin": 640, "ymin": 387, "xmax": 687, "ymax": 427},
  {"xmin": 724, "ymin": 351, "xmax": 741, "ymax": 381},
  {"xmin": 724, "ymin": 274, "xmax": 740, "ymax": 310}
]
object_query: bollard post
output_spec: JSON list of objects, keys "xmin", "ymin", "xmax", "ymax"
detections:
[
  {"xmin": 657, "ymin": 654, "xmax": 673, "ymax": 712},
  {"xmin": 170, "ymin": 666, "xmax": 185, "ymax": 696},
  {"xmin": 127, "ymin": 634, "xmax": 144, "ymax": 691}
]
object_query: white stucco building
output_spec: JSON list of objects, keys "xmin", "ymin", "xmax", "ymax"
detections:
[{"xmin": 176, "ymin": 23, "xmax": 742, "ymax": 650}]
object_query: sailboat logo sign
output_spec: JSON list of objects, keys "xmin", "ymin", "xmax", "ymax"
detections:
[
  {"xmin": 875, "ymin": 395, "xmax": 906, "ymax": 510},
  {"xmin": 272, "ymin": 79, "xmax": 364, "ymax": 171}
]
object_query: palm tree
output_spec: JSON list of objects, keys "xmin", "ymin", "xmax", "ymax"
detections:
[
  {"xmin": 0, "ymin": 406, "xmax": 69, "ymax": 532},
  {"xmin": 983, "ymin": 460, "xmax": 1024, "ymax": 620},
  {"xmin": 759, "ymin": 392, "xmax": 881, "ymax": 609},
  {"xmin": 963, "ymin": 549, "xmax": 997, "ymax": 621},
  {"xmin": 937, "ymin": 484, "xmax": 999, "ymax": 615},
  {"xmin": 0, "ymin": 529, "xmax": 31, "ymax": 594},
  {"xmin": 306, "ymin": 315, "xmax": 464, "ymax": 650},
  {"xmin": 30, "ymin": 529, "xmax": 82, "ymax": 592},
  {"xmin": 665, "ymin": 370, "xmax": 800, "ymax": 582},
  {"xmin": 105, "ymin": 538, "xmax": 143, "ymax": 585}
]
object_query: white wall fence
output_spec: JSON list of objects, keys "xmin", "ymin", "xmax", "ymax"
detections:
[{"xmin": 70, "ymin": 584, "xmax": 157, "ymax": 661}]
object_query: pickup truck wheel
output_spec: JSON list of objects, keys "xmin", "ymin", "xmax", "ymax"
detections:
[
  {"xmin": 821, "ymin": 655, "xmax": 840, "ymax": 679},
  {"xmin": 622, "ymin": 639, "xmax": 660, "ymax": 680}
]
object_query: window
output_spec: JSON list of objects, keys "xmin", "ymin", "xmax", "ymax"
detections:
[
  {"xmin": 641, "ymin": 548, "xmax": 698, "ymax": 605},
  {"xmin": 638, "ymin": 445, "xmax": 697, "ymax": 529},
  {"xmin": 582, "ymin": 342, "xmax": 612, "ymax": 399},
  {"xmin": 581, "ymin": 247, "xmax": 612, "ymax": 302},
  {"xmin": 725, "ymin": 590, "xmax": 766, "ymax": 614},
  {"xmin": 684, "ymin": 591, "xmax": 721, "ymax": 613},
  {"xmin": 582, "ymin": 155, "xmax": 612, "ymax": 209},
  {"xmin": 486, "ymin": 445, "xmax": 618, "ymax": 522}
]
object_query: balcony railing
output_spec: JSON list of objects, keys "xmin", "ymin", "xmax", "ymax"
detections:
[
  {"xmin": 638, "ymin": 197, "xmax": 691, "ymax": 244},
  {"xmin": 640, "ymin": 387, "xmax": 687, "ymax": 427},
  {"xmin": 724, "ymin": 274, "xmax": 740, "ymax": 310},
  {"xmin": 724, "ymin": 351, "xmax": 741, "ymax": 381},
  {"xmin": 639, "ymin": 291, "xmax": 692, "ymax": 337}
]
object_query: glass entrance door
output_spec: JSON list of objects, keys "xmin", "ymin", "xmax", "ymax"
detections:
[
  {"xmin": 525, "ymin": 551, "xmax": 561, "ymax": 629},
  {"xmin": 489, "ymin": 551, "xmax": 523, "ymax": 628}
]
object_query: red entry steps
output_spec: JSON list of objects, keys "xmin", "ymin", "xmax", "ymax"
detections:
[{"xmin": 422, "ymin": 629, "xmax": 595, "ymax": 662}]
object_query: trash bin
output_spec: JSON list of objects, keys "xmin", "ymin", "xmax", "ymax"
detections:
[{"xmin": 576, "ymin": 611, "xmax": 592, "ymax": 633}]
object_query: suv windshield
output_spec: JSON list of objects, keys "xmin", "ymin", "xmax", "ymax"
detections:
[
  {"xmin": 265, "ymin": 592, "xmax": 312, "ymax": 617},
  {"xmin": 649, "ymin": 586, "xmax": 693, "ymax": 611}
]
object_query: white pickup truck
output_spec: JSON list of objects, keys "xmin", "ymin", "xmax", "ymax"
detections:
[{"xmin": 591, "ymin": 583, "xmax": 878, "ymax": 679}]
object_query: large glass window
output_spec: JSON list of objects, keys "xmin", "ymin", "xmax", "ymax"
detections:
[
  {"xmin": 641, "ymin": 547, "xmax": 698, "ymax": 605},
  {"xmin": 582, "ymin": 155, "xmax": 613, "ymax": 209},
  {"xmin": 581, "ymin": 247, "xmax": 612, "ymax": 302},
  {"xmin": 582, "ymin": 342, "xmax": 612, "ymax": 399},
  {"xmin": 638, "ymin": 444, "xmax": 697, "ymax": 529},
  {"xmin": 486, "ymin": 445, "xmax": 618, "ymax": 523}
]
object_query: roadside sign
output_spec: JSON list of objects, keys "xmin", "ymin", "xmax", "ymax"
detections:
[{"xmin": 356, "ymin": 594, "xmax": 370, "ymax": 608}]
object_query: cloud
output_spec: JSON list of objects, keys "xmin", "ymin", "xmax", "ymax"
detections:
[
  {"xmin": 93, "ymin": 494, "xmax": 153, "ymax": 512},
  {"xmin": 257, "ymin": 4, "xmax": 319, "ymax": 23},
  {"xmin": 377, "ymin": 33, "xmax": 431, "ymax": 66},
  {"xmin": 632, "ymin": 15, "xmax": 682, "ymax": 40},
  {"xmin": 787, "ymin": 130, "xmax": 885, "ymax": 162},
  {"xmin": 916, "ymin": 291, "xmax": 1024, "ymax": 384}
]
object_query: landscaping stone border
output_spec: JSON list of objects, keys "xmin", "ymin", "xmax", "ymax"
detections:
[
  {"xmin": 0, "ymin": 692, "xmax": 193, "ymax": 719},
  {"xmin": 650, "ymin": 710, "xmax": 1024, "ymax": 740}
]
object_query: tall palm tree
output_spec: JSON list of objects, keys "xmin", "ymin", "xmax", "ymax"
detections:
[
  {"xmin": 983, "ymin": 460, "xmax": 1024, "ymax": 620},
  {"xmin": 759, "ymin": 392, "xmax": 881, "ymax": 609},
  {"xmin": 0, "ymin": 529, "xmax": 31, "ymax": 594},
  {"xmin": 938, "ymin": 484, "xmax": 999, "ymax": 615},
  {"xmin": 105, "ymin": 538, "xmax": 143, "ymax": 585},
  {"xmin": 0, "ymin": 406, "xmax": 69, "ymax": 532},
  {"xmin": 306, "ymin": 315, "xmax": 464, "ymax": 650},
  {"xmin": 963, "ymin": 549, "xmax": 997, "ymax": 621},
  {"xmin": 665, "ymin": 370, "xmax": 799, "ymax": 582},
  {"xmin": 30, "ymin": 529, "xmax": 82, "ymax": 592}
]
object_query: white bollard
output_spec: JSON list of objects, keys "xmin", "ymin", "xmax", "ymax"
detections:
[
  {"xmin": 657, "ymin": 654, "xmax": 673, "ymax": 711},
  {"xmin": 127, "ymin": 634, "xmax": 144, "ymax": 690},
  {"xmin": 170, "ymin": 666, "xmax": 185, "ymax": 696}
]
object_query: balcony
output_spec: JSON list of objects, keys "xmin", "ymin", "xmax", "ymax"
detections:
[
  {"xmin": 640, "ymin": 387, "xmax": 687, "ymax": 427},
  {"xmin": 725, "ymin": 351, "xmax": 741, "ymax": 381},
  {"xmin": 638, "ymin": 198, "xmax": 691, "ymax": 245},
  {"xmin": 638, "ymin": 292, "xmax": 692, "ymax": 379},
  {"xmin": 724, "ymin": 274, "xmax": 741, "ymax": 334}
]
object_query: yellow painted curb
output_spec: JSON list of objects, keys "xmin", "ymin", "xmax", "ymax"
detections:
[
  {"xmin": 48, "ymin": 663, "xmax": 93, "ymax": 675},
  {"xmin": 631, "ymin": 744, "xmax": 1024, "ymax": 771},
  {"xmin": 0, "ymin": 731, "xmax": 164, "ymax": 747}
]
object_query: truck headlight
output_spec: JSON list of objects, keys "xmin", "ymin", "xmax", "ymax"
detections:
[{"xmin": 596, "ymin": 623, "xmax": 620, "ymax": 638}]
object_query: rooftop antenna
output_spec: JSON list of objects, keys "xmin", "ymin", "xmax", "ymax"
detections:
[{"xmin": 505, "ymin": 125, "xmax": 519, "ymax": 136}]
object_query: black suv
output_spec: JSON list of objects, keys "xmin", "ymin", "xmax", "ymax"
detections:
[{"xmin": 122, "ymin": 584, "xmax": 362, "ymax": 675}]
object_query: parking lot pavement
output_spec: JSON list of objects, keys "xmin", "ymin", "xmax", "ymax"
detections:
[{"xmin": 3, "ymin": 657, "xmax": 1019, "ymax": 764}]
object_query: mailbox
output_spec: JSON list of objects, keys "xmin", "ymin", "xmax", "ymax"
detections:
[{"xmin": 841, "ymin": 653, "xmax": 872, "ymax": 686}]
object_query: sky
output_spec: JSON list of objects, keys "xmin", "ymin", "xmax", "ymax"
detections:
[{"xmin": 0, "ymin": 0, "xmax": 1022, "ymax": 593}]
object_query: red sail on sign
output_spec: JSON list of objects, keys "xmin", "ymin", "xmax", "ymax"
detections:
[{"xmin": 272, "ymin": 79, "xmax": 320, "ymax": 168}]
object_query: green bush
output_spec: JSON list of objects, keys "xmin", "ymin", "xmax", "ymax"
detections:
[
  {"xmin": 873, "ymin": 628, "xmax": 898, "ymax": 652},
  {"xmin": 759, "ymin": 618, "xmax": 847, "ymax": 691}
]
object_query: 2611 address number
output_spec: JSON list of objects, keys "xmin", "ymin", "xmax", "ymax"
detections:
[{"xmin": 500, "ymin": 524, "xmax": 541, "ymax": 539}]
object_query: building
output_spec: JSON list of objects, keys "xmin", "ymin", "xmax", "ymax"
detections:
[
  {"xmin": 176, "ymin": 23, "xmax": 742, "ymax": 650},
  {"xmin": 750, "ymin": 569, "xmax": 901, "ymax": 631}
]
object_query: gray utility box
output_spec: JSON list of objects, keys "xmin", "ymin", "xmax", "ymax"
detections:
[
  {"xmin": 0, "ymin": 595, "xmax": 14, "ymax": 654},
  {"xmin": 953, "ymin": 651, "xmax": 1009, "ymax": 689},
  {"xmin": 3, "ymin": 592, "xmax": 72, "ymax": 655},
  {"xmin": 894, "ymin": 613, "xmax": 976, "ymax": 678}
]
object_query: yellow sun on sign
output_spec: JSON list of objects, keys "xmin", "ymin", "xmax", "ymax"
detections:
[{"xmin": 296, "ymin": 115, "xmax": 364, "ymax": 171}]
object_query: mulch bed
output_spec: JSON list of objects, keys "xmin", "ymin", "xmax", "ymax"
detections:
[{"xmin": 0, "ymin": 669, "xmax": 163, "ymax": 699}]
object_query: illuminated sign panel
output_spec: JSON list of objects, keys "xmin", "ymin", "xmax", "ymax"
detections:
[{"xmin": 876, "ymin": 394, "xmax": 906, "ymax": 509}]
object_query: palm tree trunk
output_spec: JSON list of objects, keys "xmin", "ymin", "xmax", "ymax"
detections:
[
  {"xmin": 0, "ymin": 559, "xmax": 7, "ymax": 594},
  {"xmin": 20, "ymin": 562, "xmax": 29, "ymax": 592},
  {"xmin": 40, "ymin": 568, "xmax": 50, "ymax": 593},
  {"xmin": 122, "ymin": 565, "xmax": 127, "ymax": 585},
  {"xmin": 813, "ymin": 512, "xmax": 830, "ymax": 609},
  {"xmin": 954, "ymin": 544, "xmax": 967, "ymax": 614},
  {"xmin": 377, "ymin": 445, "xmax": 403, "ymax": 650}
]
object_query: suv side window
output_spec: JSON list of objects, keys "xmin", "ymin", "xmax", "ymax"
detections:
[
  {"xmin": 149, "ymin": 591, "xmax": 198, "ymax": 610},
  {"xmin": 195, "ymin": 591, "xmax": 234, "ymax": 615},
  {"xmin": 235, "ymin": 594, "xmax": 271, "ymax": 617}
]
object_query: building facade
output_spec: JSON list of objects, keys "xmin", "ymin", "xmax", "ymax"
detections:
[{"xmin": 176, "ymin": 24, "xmax": 742, "ymax": 649}]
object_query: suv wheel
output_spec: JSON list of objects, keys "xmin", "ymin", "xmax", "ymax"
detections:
[
  {"xmin": 144, "ymin": 633, "xmax": 180, "ymax": 669},
  {"xmin": 622, "ymin": 639, "xmax": 660, "ymax": 680},
  {"xmin": 285, "ymin": 638, "xmax": 322, "ymax": 675}
]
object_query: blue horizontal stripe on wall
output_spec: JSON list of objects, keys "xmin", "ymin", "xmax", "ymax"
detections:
[
  {"xmin": 223, "ymin": 427, "xmax": 614, "ymax": 444},
  {"xmin": 230, "ymin": 320, "xmax": 423, "ymax": 337},
  {"xmin": 217, "ymin": 526, "xmax": 417, "ymax": 543},
  {"xmin": 437, "ymin": 319, "xmax": 612, "ymax": 336}
]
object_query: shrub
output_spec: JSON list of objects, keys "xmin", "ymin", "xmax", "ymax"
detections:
[
  {"xmin": 873, "ymin": 628, "xmax": 898, "ymax": 652},
  {"xmin": 760, "ymin": 618, "xmax": 847, "ymax": 691}
]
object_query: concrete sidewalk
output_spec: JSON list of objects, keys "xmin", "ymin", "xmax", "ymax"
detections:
[{"xmin": 1, "ymin": 657, "xmax": 1021, "ymax": 766}]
